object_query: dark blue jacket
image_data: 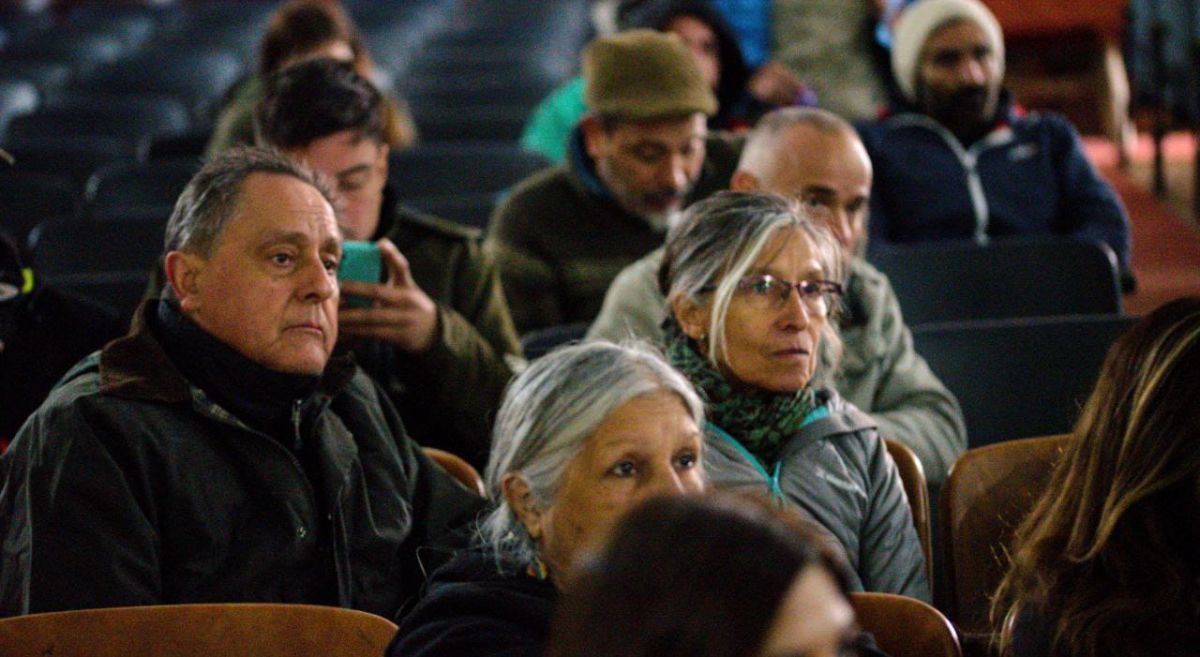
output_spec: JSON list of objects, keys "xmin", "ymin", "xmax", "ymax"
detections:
[{"xmin": 856, "ymin": 97, "xmax": 1132, "ymax": 268}]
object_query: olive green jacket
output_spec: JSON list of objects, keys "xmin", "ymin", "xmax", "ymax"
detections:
[
  {"xmin": 486, "ymin": 129, "xmax": 742, "ymax": 335},
  {"xmin": 144, "ymin": 193, "xmax": 521, "ymax": 469},
  {"xmin": 348, "ymin": 194, "xmax": 521, "ymax": 468}
]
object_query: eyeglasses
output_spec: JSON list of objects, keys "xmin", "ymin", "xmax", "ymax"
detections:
[{"xmin": 706, "ymin": 275, "xmax": 843, "ymax": 313}]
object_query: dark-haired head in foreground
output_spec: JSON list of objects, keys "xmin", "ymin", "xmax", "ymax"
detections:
[{"xmin": 549, "ymin": 493, "xmax": 873, "ymax": 657}]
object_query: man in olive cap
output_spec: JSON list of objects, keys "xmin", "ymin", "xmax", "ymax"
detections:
[{"xmin": 487, "ymin": 29, "xmax": 741, "ymax": 334}]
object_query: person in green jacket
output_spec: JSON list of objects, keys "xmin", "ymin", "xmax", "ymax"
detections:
[
  {"xmin": 489, "ymin": 30, "xmax": 742, "ymax": 335},
  {"xmin": 0, "ymin": 147, "xmax": 483, "ymax": 616},
  {"xmin": 257, "ymin": 59, "xmax": 521, "ymax": 469}
]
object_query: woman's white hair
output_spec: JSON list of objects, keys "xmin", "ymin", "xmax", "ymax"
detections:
[
  {"xmin": 480, "ymin": 340, "xmax": 705, "ymax": 569},
  {"xmin": 660, "ymin": 191, "xmax": 845, "ymax": 386}
]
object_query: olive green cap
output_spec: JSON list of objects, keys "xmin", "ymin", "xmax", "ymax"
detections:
[{"xmin": 583, "ymin": 29, "xmax": 717, "ymax": 121}]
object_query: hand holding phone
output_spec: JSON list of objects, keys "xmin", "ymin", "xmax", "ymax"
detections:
[{"xmin": 338, "ymin": 238, "xmax": 439, "ymax": 353}]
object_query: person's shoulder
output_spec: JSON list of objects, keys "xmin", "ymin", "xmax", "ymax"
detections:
[
  {"xmin": 394, "ymin": 550, "xmax": 554, "ymax": 657},
  {"xmin": 810, "ymin": 389, "xmax": 880, "ymax": 439},
  {"xmin": 491, "ymin": 165, "xmax": 579, "ymax": 235},
  {"xmin": 502, "ymin": 165, "xmax": 573, "ymax": 205},
  {"xmin": 844, "ymin": 257, "xmax": 903, "ymax": 331},
  {"xmin": 1009, "ymin": 110, "xmax": 1079, "ymax": 142},
  {"xmin": 9, "ymin": 353, "xmax": 110, "ymax": 450}
]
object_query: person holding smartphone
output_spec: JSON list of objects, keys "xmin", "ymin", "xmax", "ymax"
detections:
[{"xmin": 256, "ymin": 58, "xmax": 522, "ymax": 469}]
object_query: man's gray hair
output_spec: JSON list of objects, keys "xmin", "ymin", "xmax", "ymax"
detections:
[
  {"xmin": 737, "ymin": 107, "xmax": 855, "ymax": 182},
  {"xmin": 164, "ymin": 146, "xmax": 338, "ymax": 256},
  {"xmin": 660, "ymin": 191, "xmax": 845, "ymax": 386},
  {"xmin": 480, "ymin": 340, "xmax": 705, "ymax": 570}
]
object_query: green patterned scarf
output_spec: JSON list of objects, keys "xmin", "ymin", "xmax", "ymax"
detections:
[{"xmin": 664, "ymin": 319, "xmax": 818, "ymax": 466}]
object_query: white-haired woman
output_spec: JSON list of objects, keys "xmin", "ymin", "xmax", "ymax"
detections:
[
  {"xmin": 663, "ymin": 191, "xmax": 929, "ymax": 600},
  {"xmin": 388, "ymin": 341, "xmax": 706, "ymax": 657}
]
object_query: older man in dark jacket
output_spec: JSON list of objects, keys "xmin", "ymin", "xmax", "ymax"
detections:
[{"xmin": 0, "ymin": 148, "xmax": 483, "ymax": 616}]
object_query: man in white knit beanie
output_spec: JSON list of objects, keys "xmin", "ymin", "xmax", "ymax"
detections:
[{"xmin": 856, "ymin": 0, "xmax": 1133, "ymax": 282}]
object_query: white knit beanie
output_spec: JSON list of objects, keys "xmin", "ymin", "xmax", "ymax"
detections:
[{"xmin": 890, "ymin": 0, "xmax": 1005, "ymax": 103}]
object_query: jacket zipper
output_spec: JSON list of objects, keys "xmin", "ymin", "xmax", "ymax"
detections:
[
  {"xmin": 886, "ymin": 113, "xmax": 1016, "ymax": 243},
  {"xmin": 707, "ymin": 422, "xmax": 785, "ymax": 502},
  {"xmin": 291, "ymin": 399, "xmax": 303, "ymax": 452}
]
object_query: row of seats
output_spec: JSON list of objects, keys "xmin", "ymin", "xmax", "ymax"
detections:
[
  {"xmin": 1, "ymin": 0, "xmax": 589, "ymax": 277},
  {"xmin": 0, "ymin": 593, "xmax": 962, "ymax": 657}
]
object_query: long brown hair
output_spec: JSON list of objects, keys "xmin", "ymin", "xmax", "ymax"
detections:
[
  {"xmin": 257, "ymin": 0, "xmax": 415, "ymax": 149},
  {"xmin": 992, "ymin": 297, "xmax": 1200, "ymax": 657}
]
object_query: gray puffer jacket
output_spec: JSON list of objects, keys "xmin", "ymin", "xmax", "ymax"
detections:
[{"xmin": 703, "ymin": 389, "xmax": 931, "ymax": 601}]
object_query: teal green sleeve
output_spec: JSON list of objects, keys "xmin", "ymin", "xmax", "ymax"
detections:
[{"xmin": 520, "ymin": 77, "xmax": 587, "ymax": 163}]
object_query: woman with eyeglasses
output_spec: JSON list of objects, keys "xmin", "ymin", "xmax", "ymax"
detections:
[{"xmin": 661, "ymin": 191, "xmax": 929, "ymax": 599}]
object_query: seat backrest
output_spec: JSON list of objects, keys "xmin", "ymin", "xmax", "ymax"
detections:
[
  {"xmin": 912, "ymin": 314, "xmax": 1131, "ymax": 448},
  {"xmin": 939, "ymin": 434, "xmax": 1069, "ymax": 636},
  {"xmin": 0, "ymin": 79, "xmax": 39, "ymax": 138},
  {"xmin": 884, "ymin": 439, "xmax": 931, "ymax": 585},
  {"xmin": 404, "ymin": 192, "xmax": 498, "ymax": 230},
  {"xmin": 869, "ymin": 238, "xmax": 1122, "ymax": 325},
  {"xmin": 0, "ymin": 171, "xmax": 79, "ymax": 244},
  {"xmin": 84, "ymin": 157, "xmax": 201, "ymax": 216},
  {"xmin": 410, "ymin": 105, "xmax": 534, "ymax": 143},
  {"xmin": 2, "ymin": 134, "xmax": 134, "ymax": 184},
  {"xmin": 851, "ymin": 592, "xmax": 962, "ymax": 657},
  {"xmin": 0, "ymin": 603, "xmax": 397, "ymax": 657},
  {"xmin": 424, "ymin": 447, "xmax": 486, "ymax": 497},
  {"xmin": 30, "ymin": 216, "xmax": 165, "ymax": 276},
  {"xmin": 387, "ymin": 142, "xmax": 552, "ymax": 198},
  {"xmin": 9, "ymin": 93, "xmax": 190, "ymax": 144}
]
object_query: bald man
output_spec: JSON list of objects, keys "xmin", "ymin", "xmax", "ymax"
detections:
[{"xmin": 587, "ymin": 107, "xmax": 965, "ymax": 484}]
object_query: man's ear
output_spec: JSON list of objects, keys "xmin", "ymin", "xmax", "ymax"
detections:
[
  {"xmin": 580, "ymin": 115, "xmax": 608, "ymax": 161},
  {"xmin": 164, "ymin": 250, "xmax": 205, "ymax": 313},
  {"xmin": 730, "ymin": 169, "xmax": 761, "ymax": 192},
  {"xmin": 501, "ymin": 473, "xmax": 545, "ymax": 542},
  {"xmin": 671, "ymin": 294, "xmax": 710, "ymax": 343}
]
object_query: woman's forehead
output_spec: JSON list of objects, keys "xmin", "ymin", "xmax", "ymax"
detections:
[{"xmin": 748, "ymin": 228, "xmax": 823, "ymax": 275}]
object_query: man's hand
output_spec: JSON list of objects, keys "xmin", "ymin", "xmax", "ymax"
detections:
[
  {"xmin": 339, "ymin": 238, "xmax": 439, "ymax": 353},
  {"xmin": 748, "ymin": 60, "xmax": 809, "ymax": 107}
]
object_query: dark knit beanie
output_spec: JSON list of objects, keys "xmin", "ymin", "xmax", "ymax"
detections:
[{"xmin": 583, "ymin": 29, "xmax": 717, "ymax": 121}]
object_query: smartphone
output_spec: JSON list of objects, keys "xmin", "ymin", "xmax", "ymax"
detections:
[{"xmin": 338, "ymin": 240, "xmax": 382, "ymax": 308}]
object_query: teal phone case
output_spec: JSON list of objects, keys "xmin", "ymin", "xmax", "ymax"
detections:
[{"xmin": 338, "ymin": 241, "xmax": 382, "ymax": 307}]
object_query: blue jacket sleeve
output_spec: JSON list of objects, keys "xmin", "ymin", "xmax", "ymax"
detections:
[{"xmin": 1048, "ymin": 115, "xmax": 1132, "ymax": 269}]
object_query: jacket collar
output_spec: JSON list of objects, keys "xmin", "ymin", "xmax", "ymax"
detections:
[
  {"xmin": 100, "ymin": 299, "xmax": 357, "ymax": 404},
  {"xmin": 564, "ymin": 124, "xmax": 722, "ymax": 230}
]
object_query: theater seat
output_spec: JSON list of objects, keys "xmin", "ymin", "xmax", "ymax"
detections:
[
  {"xmin": 29, "ymin": 216, "xmax": 164, "ymax": 276},
  {"xmin": 387, "ymin": 142, "xmax": 552, "ymax": 198},
  {"xmin": 869, "ymin": 237, "xmax": 1123, "ymax": 325},
  {"xmin": 0, "ymin": 603, "xmax": 397, "ymax": 657},
  {"xmin": 884, "ymin": 439, "xmax": 931, "ymax": 585},
  {"xmin": 939, "ymin": 435, "xmax": 1068, "ymax": 642},
  {"xmin": 0, "ymin": 171, "xmax": 78, "ymax": 245},
  {"xmin": 84, "ymin": 158, "xmax": 201, "ymax": 218},
  {"xmin": 851, "ymin": 592, "xmax": 962, "ymax": 657},
  {"xmin": 912, "ymin": 314, "xmax": 1131, "ymax": 447}
]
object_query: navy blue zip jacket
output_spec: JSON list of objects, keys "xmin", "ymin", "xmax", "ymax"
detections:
[{"xmin": 856, "ymin": 94, "xmax": 1132, "ymax": 270}]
